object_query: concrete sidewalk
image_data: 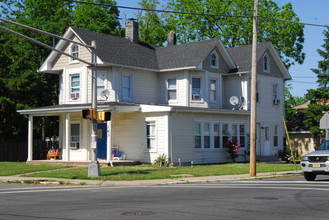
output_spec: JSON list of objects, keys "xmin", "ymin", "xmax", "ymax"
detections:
[{"xmin": 0, "ymin": 170, "xmax": 302, "ymax": 186}]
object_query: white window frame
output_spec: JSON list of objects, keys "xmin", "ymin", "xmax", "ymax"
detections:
[
  {"xmin": 210, "ymin": 51, "xmax": 219, "ymax": 69},
  {"xmin": 70, "ymin": 122, "xmax": 80, "ymax": 150},
  {"xmin": 97, "ymin": 72, "xmax": 107, "ymax": 100},
  {"xmin": 263, "ymin": 53, "xmax": 270, "ymax": 72},
  {"xmin": 70, "ymin": 74, "xmax": 80, "ymax": 100},
  {"xmin": 145, "ymin": 120, "xmax": 157, "ymax": 152},
  {"xmin": 191, "ymin": 77, "xmax": 202, "ymax": 101},
  {"xmin": 194, "ymin": 121, "xmax": 246, "ymax": 150},
  {"xmin": 122, "ymin": 75, "xmax": 132, "ymax": 101},
  {"xmin": 273, "ymin": 84, "xmax": 280, "ymax": 105},
  {"xmin": 69, "ymin": 43, "xmax": 80, "ymax": 63},
  {"xmin": 167, "ymin": 78, "xmax": 177, "ymax": 102},
  {"xmin": 209, "ymin": 78, "xmax": 218, "ymax": 102}
]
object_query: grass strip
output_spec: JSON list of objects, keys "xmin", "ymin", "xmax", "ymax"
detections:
[
  {"xmin": 22, "ymin": 163, "xmax": 299, "ymax": 181},
  {"xmin": 0, "ymin": 162, "xmax": 72, "ymax": 176}
]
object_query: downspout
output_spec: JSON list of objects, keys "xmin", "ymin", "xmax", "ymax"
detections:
[{"xmin": 169, "ymin": 112, "xmax": 173, "ymax": 164}]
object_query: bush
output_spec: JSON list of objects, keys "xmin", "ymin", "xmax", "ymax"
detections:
[{"xmin": 153, "ymin": 154, "xmax": 171, "ymax": 167}]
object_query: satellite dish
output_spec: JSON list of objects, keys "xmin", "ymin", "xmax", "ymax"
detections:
[
  {"xmin": 229, "ymin": 96, "xmax": 239, "ymax": 106},
  {"xmin": 100, "ymin": 89, "xmax": 110, "ymax": 100}
]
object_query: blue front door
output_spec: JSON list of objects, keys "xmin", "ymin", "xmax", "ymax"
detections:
[{"xmin": 97, "ymin": 123, "xmax": 107, "ymax": 159}]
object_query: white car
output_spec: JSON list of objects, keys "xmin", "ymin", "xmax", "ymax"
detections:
[{"xmin": 301, "ymin": 140, "xmax": 329, "ymax": 181}]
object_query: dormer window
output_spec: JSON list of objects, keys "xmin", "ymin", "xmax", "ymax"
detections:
[
  {"xmin": 210, "ymin": 51, "xmax": 219, "ymax": 68},
  {"xmin": 70, "ymin": 43, "xmax": 79, "ymax": 62},
  {"xmin": 263, "ymin": 53, "xmax": 270, "ymax": 72}
]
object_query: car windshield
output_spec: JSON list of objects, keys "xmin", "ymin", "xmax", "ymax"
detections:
[{"xmin": 316, "ymin": 140, "xmax": 329, "ymax": 150}]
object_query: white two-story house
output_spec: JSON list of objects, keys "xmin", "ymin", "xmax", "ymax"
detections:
[{"xmin": 18, "ymin": 19, "xmax": 291, "ymax": 165}]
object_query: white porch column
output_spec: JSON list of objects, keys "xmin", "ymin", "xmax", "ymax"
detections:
[
  {"xmin": 65, "ymin": 113, "xmax": 70, "ymax": 161},
  {"xmin": 27, "ymin": 115, "xmax": 33, "ymax": 161},
  {"xmin": 106, "ymin": 120, "xmax": 112, "ymax": 163}
]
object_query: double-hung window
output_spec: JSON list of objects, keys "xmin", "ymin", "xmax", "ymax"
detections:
[
  {"xmin": 239, "ymin": 125, "xmax": 246, "ymax": 148},
  {"xmin": 70, "ymin": 123, "xmax": 80, "ymax": 150},
  {"xmin": 209, "ymin": 79, "xmax": 217, "ymax": 102},
  {"xmin": 214, "ymin": 123, "xmax": 220, "ymax": 148},
  {"xmin": 194, "ymin": 122, "xmax": 202, "ymax": 148},
  {"xmin": 222, "ymin": 123, "xmax": 229, "ymax": 148},
  {"xmin": 256, "ymin": 82, "xmax": 260, "ymax": 103},
  {"xmin": 70, "ymin": 74, "xmax": 80, "ymax": 100},
  {"xmin": 97, "ymin": 73, "xmax": 107, "ymax": 100},
  {"xmin": 167, "ymin": 78, "xmax": 177, "ymax": 101},
  {"xmin": 203, "ymin": 123, "xmax": 210, "ymax": 148},
  {"xmin": 122, "ymin": 75, "xmax": 131, "ymax": 101},
  {"xmin": 146, "ymin": 121, "xmax": 156, "ymax": 149},
  {"xmin": 192, "ymin": 77, "xmax": 201, "ymax": 101},
  {"xmin": 273, "ymin": 84, "xmax": 279, "ymax": 105}
]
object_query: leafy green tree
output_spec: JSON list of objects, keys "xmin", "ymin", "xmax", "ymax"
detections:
[
  {"xmin": 71, "ymin": 0, "xmax": 123, "ymax": 36},
  {"xmin": 138, "ymin": 0, "xmax": 168, "ymax": 46},
  {"xmin": 304, "ymin": 27, "xmax": 329, "ymax": 135},
  {"xmin": 0, "ymin": 0, "xmax": 122, "ymax": 141},
  {"xmin": 285, "ymin": 83, "xmax": 308, "ymax": 122},
  {"xmin": 153, "ymin": 0, "xmax": 305, "ymax": 68}
]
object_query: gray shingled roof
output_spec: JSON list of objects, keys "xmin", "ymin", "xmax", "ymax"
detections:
[
  {"xmin": 71, "ymin": 27, "xmax": 220, "ymax": 71},
  {"xmin": 72, "ymin": 27, "xmax": 159, "ymax": 70},
  {"xmin": 156, "ymin": 39, "xmax": 219, "ymax": 70},
  {"xmin": 227, "ymin": 42, "xmax": 271, "ymax": 72}
]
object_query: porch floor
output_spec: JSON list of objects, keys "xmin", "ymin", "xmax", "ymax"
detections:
[{"xmin": 27, "ymin": 159, "xmax": 141, "ymax": 166}]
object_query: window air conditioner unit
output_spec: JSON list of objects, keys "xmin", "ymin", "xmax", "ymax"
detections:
[
  {"xmin": 273, "ymin": 99, "xmax": 280, "ymax": 105},
  {"xmin": 192, "ymin": 94, "xmax": 201, "ymax": 100},
  {"xmin": 71, "ymin": 93, "xmax": 80, "ymax": 100}
]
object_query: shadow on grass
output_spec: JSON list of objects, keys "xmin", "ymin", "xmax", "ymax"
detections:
[{"xmin": 100, "ymin": 169, "xmax": 156, "ymax": 177}]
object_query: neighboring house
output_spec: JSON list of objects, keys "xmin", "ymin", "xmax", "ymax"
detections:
[
  {"xmin": 18, "ymin": 19, "xmax": 291, "ymax": 165},
  {"xmin": 287, "ymin": 102, "xmax": 323, "ymax": 157}
]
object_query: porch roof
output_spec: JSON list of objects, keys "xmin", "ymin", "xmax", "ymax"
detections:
[
  {"xmin": 17, "ymin": 102, "xmax": 141, "ymax": 115},
  {"xmin": 18, "ymin": 102, "xmax": 250, "ymax": 116}
]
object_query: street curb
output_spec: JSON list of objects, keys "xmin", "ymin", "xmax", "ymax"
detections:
[{"xmin": 0, "ymin": 171, "xmax": 303, "ymax": 186}]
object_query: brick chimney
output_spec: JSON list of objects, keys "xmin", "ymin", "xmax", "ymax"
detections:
[
  {"xmin": 125, "ymin": 18, "xmax": 139, "ymax": 43},
  {"xmin": 168, "ymin": 31, "xmax": 177, "ymax": 46}
]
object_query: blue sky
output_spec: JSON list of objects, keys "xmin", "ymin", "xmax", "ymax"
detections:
[{"xmin": 116, "ymin": 0, "xmax": 329, "ymax": 98}]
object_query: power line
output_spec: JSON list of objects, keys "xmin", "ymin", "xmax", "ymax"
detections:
[
  {"xmin": 290, "ymin": 80, "xmax": 317, "ymax": 84},
  {"xmin": 67, "ymin": 0, "xmax": 329, "ymax": 28}
]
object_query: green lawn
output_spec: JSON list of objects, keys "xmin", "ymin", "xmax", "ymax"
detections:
[
  {"xmin": 0, "ymin": 162, "xmax": 72, "ymax": 176},
  {"xmin": 22, "ymin": 163, "xmax": 300, "ymax": 181}
]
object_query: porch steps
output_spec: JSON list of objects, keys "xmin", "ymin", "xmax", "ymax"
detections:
[{"xmin": 27, "ymin": 160, "xmax": 141, "ymax": 167}]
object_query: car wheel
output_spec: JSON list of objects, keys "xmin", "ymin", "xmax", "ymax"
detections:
[{"xmin": 303, "ymin": 172, "xmax": 316, "ymax": 181}]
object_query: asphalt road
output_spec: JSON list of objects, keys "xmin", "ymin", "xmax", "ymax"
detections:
[{"xmin": 1, "ymin": 176, "xmax": 329, "ymax": 220}]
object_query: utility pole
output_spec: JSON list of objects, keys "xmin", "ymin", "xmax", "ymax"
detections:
[
  {"xmin": 250, "ymin": 0, "xmax": 258, "ymax": 177},
  {"xmin": 88, "ymin": 40, "xmax": 100, "ymax": 177}
]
